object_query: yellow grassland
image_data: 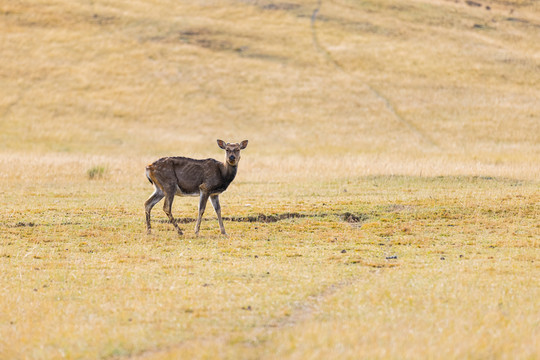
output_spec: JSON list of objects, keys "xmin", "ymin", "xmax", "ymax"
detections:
[{"xmin": 0, "ymin": 0, "xmax": 539, "ymax": 359}]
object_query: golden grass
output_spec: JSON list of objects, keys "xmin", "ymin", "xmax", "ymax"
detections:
[
  {"xmin": 1, "ymin": 176, "xmax": 538, "ymax": 359},
  {"xmin": 0, "ymin": 0, "xmax": 539, "ymax": 358}
]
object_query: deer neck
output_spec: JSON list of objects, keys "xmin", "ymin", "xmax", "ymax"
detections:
[{"xmin": 222, "ymin": 162, "xmax": 238, "ymax": 182}]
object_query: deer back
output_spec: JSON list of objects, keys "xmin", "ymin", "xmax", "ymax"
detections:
[{"xmin": 149, "ymin": 156, "xmax": 235, "ymax": 195}]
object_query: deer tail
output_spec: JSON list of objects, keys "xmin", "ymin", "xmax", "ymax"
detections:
[{"xmin": 145, "ymin": 167, "xmax": 154, "ymax": 185}]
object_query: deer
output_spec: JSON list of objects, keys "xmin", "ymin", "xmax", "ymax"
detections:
[{"xmin": 144, "ymin": 139, "xmax": 248, "ymax": 236}]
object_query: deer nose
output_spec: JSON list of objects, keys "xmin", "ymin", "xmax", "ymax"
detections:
[{"xmin": 229, "ymin": 155, "xmax": 236, "ymax": 161}]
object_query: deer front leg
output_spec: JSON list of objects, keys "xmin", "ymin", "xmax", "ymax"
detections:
[
  {"xmin": 163, "ymin": 192, "xmax": 183, "ymax": 236},
  {"xmin": 195, "ymin": 191, "xmax": 210, "ymax": 236},
  {"xmin": 210, "ymin": 195, "xmax": 227, "ymax": 236}
]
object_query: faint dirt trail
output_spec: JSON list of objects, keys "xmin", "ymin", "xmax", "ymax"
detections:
[
  {"xmin": 257, "ymin": 278, "xmax": 357, "ymax": 330},
  {"xmin": 122, "ymin": 279, "xmax": 360, "ymax": 360},
  {"xmin": 311, "ymin": 0, "xmax": 440, "ymax": 150}
]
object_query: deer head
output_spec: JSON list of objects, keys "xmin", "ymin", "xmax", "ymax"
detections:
[{"xmin": 217, "ymin": 139, "xmax": 249, "ymax": 167}]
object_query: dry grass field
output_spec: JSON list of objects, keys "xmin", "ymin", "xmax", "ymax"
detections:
[{"xmin": 1, "ymin": 0, "xmax": 539, "ymax": 359}]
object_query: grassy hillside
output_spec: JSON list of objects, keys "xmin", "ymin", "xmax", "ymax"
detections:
[
  {"xmin": 0, "ymin": 0, "xmax": 539, "ymax": 359},
  {"xmin": 1, "ymin": 0, "xmax": 539, "ymax": 179}
]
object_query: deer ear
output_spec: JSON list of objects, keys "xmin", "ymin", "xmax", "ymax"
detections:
[
  {"xmin": 239, "ymin": 140, "xmax": 248, "ymax": 149},
  {"xmin": 217, "ymin": 139, "xmax": 227, "ymax": 149}
]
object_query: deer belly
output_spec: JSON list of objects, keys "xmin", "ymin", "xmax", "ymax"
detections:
[{"xmin": 175, "ymin": 184, "xmax": 199, "ymax": 197}]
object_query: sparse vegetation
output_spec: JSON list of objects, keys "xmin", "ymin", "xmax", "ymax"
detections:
[
  {"xmin": 0, "ymin": 0, "xmax": 538, "ymax": 359},
  {"xmin": 87, "ymin": 165, "xmax": 107, "ymax": 180}
]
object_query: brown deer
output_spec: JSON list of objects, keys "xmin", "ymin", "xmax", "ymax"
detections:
[{"xmin": 145, "ymin": 139, "xmax": 248, "ymax": 236}]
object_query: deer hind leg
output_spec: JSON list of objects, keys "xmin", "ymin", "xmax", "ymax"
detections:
[
  {"xmin": 145, "ymin": 186, "xmax": 164, "ymax": 234},
  {"xmin": 195, "ymin": 191, "xmax": 210, "ymax": 236},
  {"xmin": 210, "ymin": 195, "xmax": 227, "ymax": 236},
  {"xmin": 163, "ymin": 190, "xmax": 183, "ymax": 236}
]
